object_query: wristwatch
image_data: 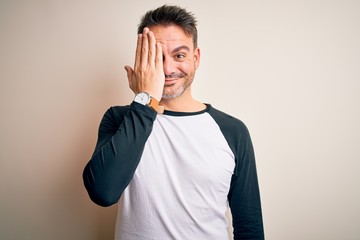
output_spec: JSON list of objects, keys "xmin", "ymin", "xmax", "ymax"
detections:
[{"xmin": 134, "ymin": 92, "xmax": 161, "ymax": 113}]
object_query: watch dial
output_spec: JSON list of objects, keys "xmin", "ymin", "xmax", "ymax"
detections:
[{"xmin": 134, "ymin": 92, "xmax": 150, "ymax": 105}]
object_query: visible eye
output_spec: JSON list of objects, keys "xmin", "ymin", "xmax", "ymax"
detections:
[{"xmin": 176, "ymin": 53, "xmax": 185, "ymax": 59}]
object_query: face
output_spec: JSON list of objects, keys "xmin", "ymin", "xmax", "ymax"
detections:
[{"xmin": 149, "ymin": 24, "xmax": 200, "ymax": 99}]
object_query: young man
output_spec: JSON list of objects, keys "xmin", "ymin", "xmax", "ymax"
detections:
[{"xmin": 83, "ymin": 5, "xmax": 264, "ymax": 240}]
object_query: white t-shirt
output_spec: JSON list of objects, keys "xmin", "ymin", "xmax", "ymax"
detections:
[{"xmin": 115, "ymin": 112, "xmax": 235, "ymax": 240}]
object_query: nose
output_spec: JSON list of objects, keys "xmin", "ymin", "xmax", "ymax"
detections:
[{"xmin": 163, "ymin": 57, "xmax": 176, "ymax": 76}]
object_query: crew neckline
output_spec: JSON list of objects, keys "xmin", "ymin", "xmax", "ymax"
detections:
[{"xmin": 162, "ymin": 104, "xmax": 211, "ymax": 116}]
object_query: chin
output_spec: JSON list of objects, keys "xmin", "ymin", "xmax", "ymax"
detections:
[{"xmin": 162, "ymin": 86, "xmax": 185, "ymax": 99}]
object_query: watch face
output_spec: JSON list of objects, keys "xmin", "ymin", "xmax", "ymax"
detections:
[{"xmin": 134, "ymin": 92, "xmax": 150, "ymax": 105}]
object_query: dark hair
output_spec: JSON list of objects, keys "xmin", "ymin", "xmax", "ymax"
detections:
[{"xmin": 138, "ymin": 5, "xmax": 198, "ymax": 48}]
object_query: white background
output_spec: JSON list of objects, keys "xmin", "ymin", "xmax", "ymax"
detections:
[{"xmin": 1, "ymin": 0, "xmax": 359, "ymax": 239}]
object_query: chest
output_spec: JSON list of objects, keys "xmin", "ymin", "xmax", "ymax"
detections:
[{"xmin": 134, "ymin": 113, "xmax": 235, "ymax": 198}]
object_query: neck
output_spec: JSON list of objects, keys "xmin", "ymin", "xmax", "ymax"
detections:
[{"xmin": 159, "ymin": 91, "xmax": 206, "ymax": 112}]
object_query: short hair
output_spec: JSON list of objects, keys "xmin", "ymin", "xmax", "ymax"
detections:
[{"xmin": 138, "ymin": 5, "xmax": 198, "ymax": 48}]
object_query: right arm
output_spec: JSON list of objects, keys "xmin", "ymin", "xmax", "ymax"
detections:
[
  {"xmin": 83, "ymin": 27, "xmax": 164, "ymax": 207},
  {"xmin": 83, "ymin": 103, "xmax": 156, "ymax": 207}
]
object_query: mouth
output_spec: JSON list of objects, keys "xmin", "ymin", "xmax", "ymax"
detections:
[
  {"xmin": 164, "ymin": 73, "xmax": 185, "ymax": 86},
  {"xmin": 164, "ymin": 78, "xmax": 177, "ymax": 86}
]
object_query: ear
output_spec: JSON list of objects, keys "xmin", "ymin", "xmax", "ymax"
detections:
[{"xmin": 193, "ymin": 47, "xmax": 200, "ymax": 70}]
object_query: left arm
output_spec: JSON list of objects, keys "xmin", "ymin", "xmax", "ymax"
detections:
[{"xmin": 228, "ymin": 124, "xmax": 264, "ymax": 240}]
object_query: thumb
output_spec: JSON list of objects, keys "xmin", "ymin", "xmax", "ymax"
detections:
[
  {"xmin": 124, "ymin": 65, "xmax": 135, "ymax": 91},
  {"xmin": 124, "ymin": 65, "xmax": 133, "ymax": 79}
]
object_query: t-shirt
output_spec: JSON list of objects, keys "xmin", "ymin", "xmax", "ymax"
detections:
[{"xmin": 83, "ymin": 103, "xmax": 264, "ymax": 240}]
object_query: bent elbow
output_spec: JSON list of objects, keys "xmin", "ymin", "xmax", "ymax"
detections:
[
  {"xmin": 88, "ymin": 192, "xmax": 119, "ymax": 207},
  {"xmin": 83, "ymin": 173, "xmax": 120, "ymax": 207},
  {"xmin": 83, "ymin": 180, "xmax": 120, "ymax": 207}
]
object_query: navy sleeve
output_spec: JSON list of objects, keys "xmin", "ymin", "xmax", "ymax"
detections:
[
  {"xmin": 83, "ymin": 102, "xmax": 157, "ymax": 207},
  {"xmin": 208, "ymin": 107, "xmax": 264, "ymax": 239},
  {"xmin": 228, "ymin": 125, "xmax": 264, "ymax": 240}
]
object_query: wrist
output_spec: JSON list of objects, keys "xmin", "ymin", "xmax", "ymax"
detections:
[{"xmin": 134, "ymin": 92, "xmax": 164, "ymax": 113}]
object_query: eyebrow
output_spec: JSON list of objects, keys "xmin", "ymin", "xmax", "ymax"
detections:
[{"xmin": 172, "ymin": 45, "xmax": 191, "ymax": 54}]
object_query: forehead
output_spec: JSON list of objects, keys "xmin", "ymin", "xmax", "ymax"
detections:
[{"xmin": 149, "ymin": 24, "xmax": 194, "ymax": 51}]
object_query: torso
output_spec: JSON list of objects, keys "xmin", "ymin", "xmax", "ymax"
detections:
[{"xmin": 115, "ymin": 108, "xmax": 235, "ymax": 240}]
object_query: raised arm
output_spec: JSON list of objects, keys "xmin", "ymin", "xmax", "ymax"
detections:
[
  {"xmin": 83, "ymin": 27, "xmax": 164, "ymax": 207},
  {"xmin": 83, "ymin": 103, "xmax": 156, "ymax": 206}
]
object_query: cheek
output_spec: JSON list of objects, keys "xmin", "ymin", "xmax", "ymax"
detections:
[{"xmin": 177, "ymin": 61, "xmax": 194, "ymax": 74}]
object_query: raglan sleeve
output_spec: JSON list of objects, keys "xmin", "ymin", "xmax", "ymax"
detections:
[
  {"xmin": 82, "ymin": 102, "xmax": 157, "ymax": 207},
  {"xmin": 228, "ymin": 122, "xmax": 265, "ymax": 240}
]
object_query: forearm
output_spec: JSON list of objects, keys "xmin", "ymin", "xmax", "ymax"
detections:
[
  {"xmin": 230, "ymin": 182, "xmax": 264, "ymax": 240},
  {"xmin": 83, "ymin": 103, "xmax": 156, "ymax": 206},
  {"xmin": 229, "ymin": 128, "xmax": 264, "ymax": 239}
]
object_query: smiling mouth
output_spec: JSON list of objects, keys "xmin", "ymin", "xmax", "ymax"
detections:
[
  {"xmin": 164, "ymin": 73, "xmax": 185, "ymax": 86},
  {"xmin": 164, "ymin": 79, "xmax": 176, "ymax": 86}
]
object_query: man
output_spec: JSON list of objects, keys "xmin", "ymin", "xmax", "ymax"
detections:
[{"xmin": 83, "ymin": 5, "xmax": 264, "ymax": 240}]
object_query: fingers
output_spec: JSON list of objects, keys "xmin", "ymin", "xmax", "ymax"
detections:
[
  {"xmin": 155, "ymin": 42, "xmax": 163, "ymax": 69},
  {"xmin": 127, "ymin": 27, "xmax": 164, "ymax": 97},
  {"xmin": 148, "ymin": 31, "xmax": 156, "ymax": 66},
  {"xmin": 135, "ymin": 27, "xmax": 158, "ymax": 69},
  {"xmin": 134, "ymin": 34, "xmax": 142, "ymax": 70},
  {"xmin": 141, "ymin": 28, "xmax": 149, "ymax": 69}
]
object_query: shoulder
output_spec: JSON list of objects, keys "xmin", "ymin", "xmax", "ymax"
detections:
[
  {"xmin": 207, "ymin": 105, "xmax": 253, "ymax": 155},
  {"xmin": 207, "ymin": 105, "xmax": 250, "ymax": 137}
]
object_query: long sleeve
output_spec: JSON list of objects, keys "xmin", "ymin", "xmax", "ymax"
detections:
[
  {"xmin": 83, "ymin": 102, "xmax": 157, "ymax": 207},
  {"xmin": 228, "ymin": 125, "xmax": 264, "ymax": 239},
  {"xmin": 228, "ymin": 125, "xmax": 264, "ymax": 240},
  {"xmin": 207, "ymin": 107, "xmax": 264, "ymax": 239}
]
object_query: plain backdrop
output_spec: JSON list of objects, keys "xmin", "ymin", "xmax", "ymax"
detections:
[{"xmin": 1, "ymin": 0, "xmax": 359, "ymax": 239}]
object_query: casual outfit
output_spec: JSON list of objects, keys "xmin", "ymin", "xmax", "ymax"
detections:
[{"xmin": 83, "ymin": 102, "xmax": 264, "ymax": 239}]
